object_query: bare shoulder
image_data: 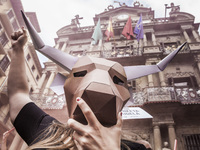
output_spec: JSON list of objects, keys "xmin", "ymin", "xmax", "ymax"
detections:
[{"xmin": 9, "ymin": 92, "xmax": 32, "ymax": 123}]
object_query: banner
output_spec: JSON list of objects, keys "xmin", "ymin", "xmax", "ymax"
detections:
[{"xmin": 122, "ymin": 107, "xmax": 153, "ymax": 119}]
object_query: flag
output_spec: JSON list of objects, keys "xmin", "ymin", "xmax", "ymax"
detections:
[
  {"xmin": 105, "ymin": 18, "xmax": 114, "ymax": 41},
  {"xmin": 122, "ymin": 16, "xmax": 134, "ymax": 40},
  {"xmin": 134, "ymin": 14, "xmax": 144, "ymax": 41},
  {"xmin": 91, "ymin": 18, "xmax": 103, "ymax": 45}
]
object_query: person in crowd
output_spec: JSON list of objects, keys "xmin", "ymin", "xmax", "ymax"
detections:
[
  {"xmin": 8, "ymin": 27, "xmax": 152, "ymax": 150},
  {"xmin": 8, "ymin": 27, "xmax": 122, "ymax": 150}
]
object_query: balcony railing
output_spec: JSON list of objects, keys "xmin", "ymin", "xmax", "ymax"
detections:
[
  {"xmin": 131, "ymin": 86, "xmax": 200, "ymax": 106},
  {"xmin": 189, "ymin": 42, "xmax": 200, "ymax": 52},
  {"xmin": 30, "ymin": 93, "xmax": 66, "ymax": 109},
  {"xmin": 70, "ymin": 41, "xmax": 199, "ymax": 59}
]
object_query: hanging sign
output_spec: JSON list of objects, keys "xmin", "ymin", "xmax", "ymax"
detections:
[{"xmin": 122, "ymin": 107, "xmax": 153, "ymax": 119}]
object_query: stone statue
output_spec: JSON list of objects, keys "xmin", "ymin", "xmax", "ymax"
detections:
[
  {"xmin": 162, "ymin": 142, "xmax": 171, "ymax": 150},
  {"xmin": 71, "ymin": 15, "xmax": 83, "ymax": 28},
  {"xmin": 169, "ymin": 3, "xmax": 180, "ymax": 14}
]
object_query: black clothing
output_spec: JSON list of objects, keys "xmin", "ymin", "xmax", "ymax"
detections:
[
  {"xmin": 13, "ymin": 102, "xmax": 57, "ymax": 145},
  {"xmin": 13, "ymin": 102, "xmax": 148, "ymax": 150}
]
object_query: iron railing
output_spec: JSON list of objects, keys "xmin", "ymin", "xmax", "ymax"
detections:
[
  {"xmin": 131, "ymin": 86, "xmax": 200, "ymax": 106},
  {"xmin": 70, "ymin": 42, "xmax": 200, "ymax": 58}
]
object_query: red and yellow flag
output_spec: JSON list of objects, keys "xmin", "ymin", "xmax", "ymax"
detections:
[{"xmin": 105, "ymin": 18, "xmax": 114, "ymax": 41}]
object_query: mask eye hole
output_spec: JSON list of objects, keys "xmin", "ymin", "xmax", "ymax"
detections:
[
  {"xmin": 113, "ymin": 75, "xmax": 124, "ymax": 86},
  {"xmin": 74, "ymin": 70, "xmax": 87, "ymax": 77}
]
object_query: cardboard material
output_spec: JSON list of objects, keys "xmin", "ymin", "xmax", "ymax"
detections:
[
  {"xmin": 64, "ymin": 56, "xmax": 130, "ymax": 125},
  {"xmin": 21, "ymin": 11, "xmax": 78, "ymax": 72},
  {"xmin": 50, "ymin": 73, "xmax": 67, "ymax": 95}
]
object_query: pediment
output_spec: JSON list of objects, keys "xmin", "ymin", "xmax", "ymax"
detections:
[
  {"xmin": 170, "ymin": 12, "xmax": 195, "ymax": 21},
  {"xmin": 94, "ymin": 6, "xmax": 154, "ymax": 23},
  {"xmin": 57, "ymin": 24, "xmax": 78, "ymax": 35}
]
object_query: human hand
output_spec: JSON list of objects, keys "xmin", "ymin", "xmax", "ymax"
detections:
[
  {"xmin": 11, "ymin": 27, "xmax": 27, "ymax": 50},
  {"xmin": 68, "ymin": 97, "xmax": 122, "ymax": 150},
  {"xmin": 2, "ymin": 128, "xmax": 15, "ymax": 143}
]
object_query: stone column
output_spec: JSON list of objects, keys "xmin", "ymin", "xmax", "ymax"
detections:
[
  {"xmin": 152, "ymin": 32, "xmax": 157, "ymax": 46},
  {"xmin": 0, "ymin": 104, "xmax": 9, "ymax": 123},
  {"xmin": 148, "ymin": 74, "xmax": 154, "ymax": 87},
  {"xmin": 143, "ymin": 33, "xmax": 148, "ymax": 46},
  {"xmin": 182, "ymin": 29, "xmax": 191, "ymax": 43},
  {"xmin": 43, "ymin": 71, "xmax": 56, "ymax": 94},
  {"xmin": 61, "ymin": 42, "xmax": 67, "ymax": 52},
  {"xmin": 168, "ymin": 124, "xmax": 177, "ymax": 150},
  {"xmin": 38, "ymin": 72, "xmax": 47, "ymax": 88},
  {"xmin": 191, "ymin": 28, "xmax": 200, "ymax": 42},
  {"xmin": 146, "ymin": 62, "xmax": 154, "ymax": 87},
  {"xmin": 194, "ymin": 55, "xmax": 200, "ymax": 87},
  {"xmin": 153, "ymin": 125, "xmax": 162, "ymax": 150},
  {"xmin": 159, "ymin": 72, "xmax": 166, "ymax": 86},
  {"xmin": 9, "ymin": 133, "xmax": 23, "ymax": 150},
  {"xmin": 55, "ymin": 43, "xmax": 60, "ymax": 49}
]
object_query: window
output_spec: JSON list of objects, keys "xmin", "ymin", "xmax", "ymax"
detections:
[
  {"xmin": 183, "ymin": 134, "xmax": 200, "ymax": 150},
  {"xmin": 0, "ymin": 32, "xmax": 9, "ymax": 46},
  {"xmin": 0, "ymin": 55, "xmax": 10, "ymax": 72},
  {"xmin": 31, "ymin": 65, "xmax": 35, "ymax": 72},
  {"xmin": 26, "ymin": 54, "xmax": 31, "ymax": 61},
  {"xmin": 128, "ymin": 80, "xmax": 136, "ymax": 91},
  {"xmin": 7, "ymin": 9, "xmax": 14, "ymax": 19},
  {"xmin": 168, "ymin": 76, "xmax": 198, "ymax": 88},
  {"xmin": 12, "ymin": 19, "xmax": 19, "ymax": 31}
]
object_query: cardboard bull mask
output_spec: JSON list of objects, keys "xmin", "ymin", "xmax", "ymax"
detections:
[
  {"xmin": 21, "ymin": 11, "xmax": 186, "ymax": 125},
  {"xmin": 64, "ymin": 56, "xmax": 130, "ymax": 125}
]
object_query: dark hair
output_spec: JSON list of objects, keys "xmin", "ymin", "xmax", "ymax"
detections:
[{"xmin": 121, "ymin": 139, "xmax": 148, "ymax": 150}]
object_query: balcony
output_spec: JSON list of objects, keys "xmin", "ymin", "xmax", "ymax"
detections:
[
  {"xmin": 143, "ymin": 45, "xmax": 161, "ymax": 55},
  {"xmin": 30, "ymin": 93, "xmax": 66, "ymax": 109},
  {"xmin": 188, "ymin": 42, "xmax": 200, "ymax": 52},
  {"xmin": 131, "ymin": 86, "xmax": 200, "ymax": 106}
]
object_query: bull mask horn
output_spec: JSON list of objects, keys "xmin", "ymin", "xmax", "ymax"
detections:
[
  {"xmin": 21, "ymin": 10, "xmax": 78, "ymax": 72},
  {"xmin": 124, "ymin": 42, "xmax": 187, "ymax": 81}
]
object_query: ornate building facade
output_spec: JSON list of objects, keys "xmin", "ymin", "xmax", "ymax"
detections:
[
  {"xmin": 38, "ymin": 2, "xmax": 200, "ymax": 150},
  {"xmin": 1, "ymin": 1, "xmax": 200, "ymax": 150},
  {"xmin": 0, "ymin": 0, "xmax": 43, "ymax": 149}
]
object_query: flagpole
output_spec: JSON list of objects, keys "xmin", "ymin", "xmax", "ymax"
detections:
[
  {"xmin": 137, "ymin": 40, "xmax": 140, "ymax": 55},
  {"xmin": 101, "ymin": 38, "xmax": 105, "ymax": 57}
]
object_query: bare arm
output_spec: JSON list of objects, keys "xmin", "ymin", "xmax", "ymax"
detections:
[
  {"xmin": 68, "ymin": 97, "xmax": 122, "ymax": 150},
  {"xmin": 8, "ymin": 27, "xmax": 32, "ymax": 123}
]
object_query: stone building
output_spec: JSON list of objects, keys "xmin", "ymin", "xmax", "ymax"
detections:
[
  {"xmin": 1, "ymin": 1, "xmax": 200, "ymax": 150},
  {"xmin": 39, "ymin": 2, "xmax": 200, "ymax": 150},
  {"xmin": 0, "ymin": 0, "xmax": 43, "ymax": 149}
]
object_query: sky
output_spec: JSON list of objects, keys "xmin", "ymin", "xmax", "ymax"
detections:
[{"xmin": 20, "ymin": 0, "xmax": 200, "ymax": 66}]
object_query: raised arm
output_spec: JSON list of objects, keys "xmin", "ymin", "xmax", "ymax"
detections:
[{"xmin": 8, "ymin": 27, "xmax": 32, "ymax": 123}]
